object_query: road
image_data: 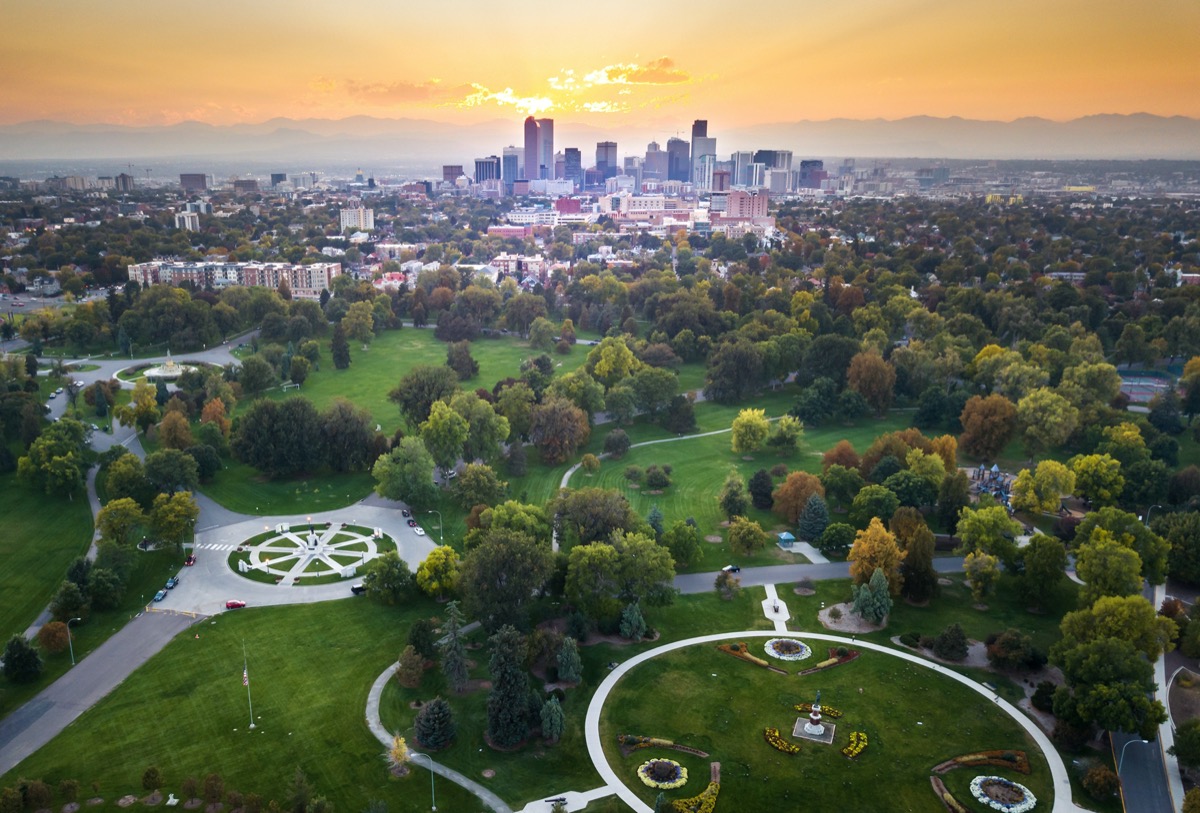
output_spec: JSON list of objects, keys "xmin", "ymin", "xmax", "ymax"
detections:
[{"xmin": 673, "ymin": 557, "xmax": 965, "ymax": 594}]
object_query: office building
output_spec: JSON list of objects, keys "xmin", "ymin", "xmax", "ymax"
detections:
[
  {"xmin": 129, "ymin": 260, "xmax": 342, "ymax": 299},
  {"xmin": 502, "ymin": 146, "xmax": 521, "ymax": 184},
  {"xmin": 666, "ymin": 138, "xmax": 690, "ymax": 182},
  {"xmin": 711, "ymin": 169, "xmax": 731, "ymax": 192},
  {"xmin": 114, "ymin": 173, "xmax": 136, "ymax": 192},
  {"xmin": 747, "ymin": 163, "xmax": 766, "ymax": 187},
  {"xmin": 475, "ymin": 156, "xmax": 502, "ymax": 183},
  {"xmin": 692, "ymin": 137, "xmax": 716, "ymax": 187},
  {"xmin": 537, "ymin": 118, "xmax": 554, "ymax": 179},
  {"xmin": 232, "ymin": 179, "xmax": 259, "ymax": 194},
  {"xmin": 799, "ymin": 160, "xmax": 827, "ymax": 189},
  {"xmin": 596, "ymin": 141, "xmax": 618, "ymax": 179},
  {"xmin": 174, "ymin": 211, "xmax": 200, "ymax": 232},
  {"xmin": 689, "ymin": 120, "xmax": 707, "ymax": 182},
  {"xmin": 179, "ymin": 173, "xmax": 207, "ymax": 192},
  {"xmin": 523, "ymin": 116, "xmax": 539, "ymax": 181},
  {"xmin": 269, "ymin": 173, "xmax": 287, "ymax": 188},
  {"xmin": 339, "ymin": 207, "xmax": 375, "ymax": 231},
  {"xmin": 186, "ymin": 201, "xmax": 213, "ymax": 215},
  {"xmin": 442, "ymin": 165, "xmax": 464, "ymax": 184},
  {"xmin": 563, "ymin": 148, "xmax": 583, "ymax": 190},
  {"xmin": 725, "ymin": 189, "xmax": 769, "ymax": 218},
  {"xmin": 731, "ymin": 152, "xmax": 754, "ymax": 186},
  {"xmin": 644, "ymin": 141, "xmax": 668, "ymax": 181},
  {"xmin": 623, "ymin": 156, "xmax": 643, "ymax": 189}
]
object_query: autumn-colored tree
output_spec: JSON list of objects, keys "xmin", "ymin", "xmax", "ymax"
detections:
[
  {"xmin": 858, "ymin": 428, "xmax": 932, "ymax": 478},
  {"xmin": 158, "ymin": 411, "xmax": 193, "ymax": 451},
  {"xmin": 848, "ymin": 517, "xmax": 905, "ymax": 595},
  {"xmin": 529, "ymin": 396, "xmax": 590, "ymax": 464},
  {"xmin": 730, "ymin": 408, "xmax": 770, "ymax": 454},
  {"xmin": 771, "ymin": 471, "xmax": 825, "ymax": 524},
  {"xmin": 1070, "ymin": 453, "xmax": 1125, "ymax": 508},
  {"xmin": 963, "ymin": 550, "xmax": 1000, "ymax": 603},
  {"xmin": 929, "ymin": 434, "xmax": 958, "ymax": 473},
  {"xmin": 200, "ymin": 397, "xmax": 231, "ymax": 437},
  {"xmin": 847, "ymin": 351, "xmax": 897, "ymax": 415},
  {"xmin": 1011, "ymin": 460, "xmax": 1076, "ymax": 514},
  {"xmin": 1017, "ymin": 388, "xmax": 1079, "ymax": 456},
  {"xmin": 728, "ymin": 516, "xmax": 771, "ymax": 556},
  {"xmin": 822, "ymin": 439, "xmax": 860, "ymax": 472},
  {"xmin": 958, "ymin": 394, "xmax": 1017, "ymax": 460},
  {"xmin": 37, "ymin": 620, "xmax": 71, "ymax": 654}
]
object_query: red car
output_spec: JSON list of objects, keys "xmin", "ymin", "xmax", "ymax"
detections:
[
  {"xmin": 184, "ymin": 554, "xmax": 196, "ymax": 566},
  {"xmin": 225, "ymin": 600, "xmax": 246, "ymax": 610}
]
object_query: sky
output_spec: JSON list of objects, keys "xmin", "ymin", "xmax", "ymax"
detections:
[{"xmin": 4, "ymin": 0, "xmax": 1198, "ymax": 128}]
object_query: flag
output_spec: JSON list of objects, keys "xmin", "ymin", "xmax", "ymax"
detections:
[{"xmin": 242, "ymin": 668, "xmax": 249, "ymax": 687}]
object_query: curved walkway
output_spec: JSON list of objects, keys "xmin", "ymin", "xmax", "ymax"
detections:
[{"xmin": 582, "ymin": 630, "xmax": 1077, "ymax": 813}]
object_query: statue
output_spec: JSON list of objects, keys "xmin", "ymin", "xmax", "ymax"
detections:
[{"xmin": 804, "ymin": 688, "xmax": 825, "ymax": 736}]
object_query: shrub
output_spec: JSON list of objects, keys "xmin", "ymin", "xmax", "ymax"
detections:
[
  {"xmin": 770, "ymin": 463, "xmax": 789, "ymax": 478},
  {"xmin": 828, "ymin": 606, "xmax": 843, "ymax": 621},
  {"xmin": 933, "ymin": 623, "xmax": 968, "ymax": 661},
  {"xmin": 604, "ymin": 429, "xmax": 631, "ymax": 459},
  {"xmin": 1031, "ymin": 681, "xmax": 1056, "ymax": 712},
  {"xmin": 624, "ymin": 466, "xmax": 645, "ymax": 484},
  {"xmin": 1082, "ymin": 766, "xmax": 1119, "ymax": 800},
  {"xmin": 899, "ymin": 631, "xmax": 921, "ymax": 648},
  {"xmin": 645, "ymin": 465, "xmax": 671, "ymax": 490},
  {"xmin": 919, "ymin": 635, "xmax": 935, "ymax": 649}
]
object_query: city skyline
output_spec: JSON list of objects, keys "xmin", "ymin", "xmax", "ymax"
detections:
[{"xmin": 4, "ymin": 0, "xmax": 1199, "ymax": 128}]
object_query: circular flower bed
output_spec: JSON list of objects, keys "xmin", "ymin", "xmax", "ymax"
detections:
[
  {"xmin": 637, "ymin": 758, "xmax": 688, "ymax": 790},
  {"xmin": 764, "ymin": 638, "xmax": 812, "ymax": 662},
  {"xmin": 969, "ymin": 775, "xmax": 1037, "ymax": 813}
]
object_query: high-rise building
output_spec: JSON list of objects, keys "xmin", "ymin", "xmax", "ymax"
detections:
[
  {"xmin": 174, "ymin": 211, "xmax": 200, "ymax": 232},
  {"xmin": 523, "ymin": 116, "xmax": 539, "ymax": 181},
  {"xmin": 695, "ymin": 154, "xmax": 718, "ymax": 192},
  {"xmin": 114, "ymin": 172, "xmax": 136, "ymax": 192},
  {"xmin": 442, "ymin": 165, "xmax": 464, "ymax": 184},
  {"xmin": 666, "ymin": 138, "xmax": 690, "ymax": 182},
  {"xmin": 537, "ymin": 118, "xmax": 554, "ymax": 179},
  {"xmin": 502, "ymin": 147, "xmax": 521, "ymax": 184},
  {"xmin": 799, "ymin": 159, "xmax": 827, "ymax": 189},
  {"xmin": 269, "ymin": 173, "xmax": 287, "ymax": 188},
  {"xmin": 747, "ymin": 163, "xmax": 766, "ymax": 187},
  {"xmin": 711, "ymin": 169, "xmax": 731, "ymax": 192},
  {"xmin": 474, "ymin": 156, "xmax": 501, "ymax": 183},
  {"xmin": 691, "ymin": 136, "xmax": 716, "ymax": 187},
  {"xmin": 564, "ymin": 148, "xmax": 583, "ymax": 190},
  {"xmin": 179, "ymin": 173, "xmax": 207, "ymax": 192},
  {"xmin": 340, "ymin": 207, "xmax": 375, "ymax": 231},
  {"xmin": 689, "ymin": 120, "xmax": 707, "ymax": 182},
  {"xmin": 232, "ymin": 179, "xmax": 259, "ymax": 194},
  {"xmin": 731, "ymin": 152, "xmax": 753, "ymax": 186},
  {"xmin": 596, "ymin": 141, "xmax": 618, "ymax": 179},
  {"xmin": 725, "ymin": 189, "xmax": 770, "ymax": 218},
  {"xmin": 644, "ymin": 141, "xmax": 668, "ymax": 181}
]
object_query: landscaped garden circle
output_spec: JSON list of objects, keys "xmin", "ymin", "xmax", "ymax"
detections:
[
  {"xmin": 764, "ymin": 638, "xmax": 811, "ymax": 661},
  {"xmin": 970, "ymin": 775, "xmax": 1037, "ymax": 813},
  {"xmin": 226, "ymin": 522, "xmax": 396, "ymax": 586},
  {"xmin": 637, "ymin": 758, "xmax": 687, "ymax": 790},
  {"xmin": 599, "ymin": 640, "xmax": 1052, "ymax": 812}
]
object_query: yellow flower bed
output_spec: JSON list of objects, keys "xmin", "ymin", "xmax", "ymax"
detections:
[
  {"xmin": 793, "ymin": 702, "xmax": 844, "ymax": 719},
  {"xmin": 764, "ymin": 726, "xmax": 800, "ymax": 754},
  {"xmin": 841, "ymin": 730, "xmax": 868, "ymax": 758},
  {"xmin": 671, "ymin": 781, "xmax": 720, "ymax": 813}
]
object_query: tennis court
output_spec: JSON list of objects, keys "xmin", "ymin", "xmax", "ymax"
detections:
[{"xmin": 1119, "ymin": 373, "xmax": 1174, "ymax": 403}]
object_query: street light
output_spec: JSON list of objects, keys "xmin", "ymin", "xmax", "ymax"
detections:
[
  {"xmin": 67, "ymin": 617, "xmax": 82, "ymax": 666},
  {"xmin": 1142, "ymin": 505, "xmax": 1164, "ymax": 526},
  {"xmin": 1117, "ymin": 738, "xmax": 1152, "ymax": 774},
  {"xmin": 425, "ymin": 510, "xmax": 443, "ymax": 546},
  {"xmin": 412, "ymin": 752, "xmax": 436, "ymax": 811}
]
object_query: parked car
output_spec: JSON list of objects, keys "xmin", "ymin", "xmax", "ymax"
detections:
[
  {"xmin": 55, "ymin": 387, "xmax": 63, "ymax": 394},
  {"xmin": 225, "ymin": 600, "xmax": 246, "ymax": 610},
  {"xmin": 414, "ymin": 527, "xmax": 426, "ymax": 536},
  {"xmin": 153, "ymin": 590, "xmax": 167, "ymax": 602},
  {"xmin": 721, "ymin": 564, "xmax": 741, "ymax": 573},
  {"xmin": 401, "ymin": 509, "xmax": 411, "ymax": 518},
  {"xmin": 350, "ymin": 584, "xmax": 366, "ymax": 596},
  {"xmin": 407, "ymin": 519, "xmax": 418, "ymax": 527},
  {"xmin": 165, "ymin": 576, "xmax": 179, "ymax": 589},
  {"xmin": 48, "ymin": 392, "xmax": 56, "ymax": 399},
  {"xmin": 184, "ymin": 554, "xmax": 196, "ymax": 566}
]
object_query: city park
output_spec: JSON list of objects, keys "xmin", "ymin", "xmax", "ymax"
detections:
[{"xmin": 2, "ymin": 318, "xmax": 1195, "ymax": 813}]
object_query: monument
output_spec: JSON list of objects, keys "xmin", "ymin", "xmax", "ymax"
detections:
[
  {"xmin": 793, "ymin": 688, "xmax": 836, "ymax": 744},
  {"xmin": 804, "ymin": 689, "xmax": 825, "ymax": 736}
]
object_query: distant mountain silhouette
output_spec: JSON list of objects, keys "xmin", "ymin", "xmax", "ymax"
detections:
[{"xmin": 0, "ymin": 114, "xmax": 1196, "ymax": 170}]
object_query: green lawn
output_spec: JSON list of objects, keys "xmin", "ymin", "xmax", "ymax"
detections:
[
  {"xmin": 599, "ymin": 642, "xmax": 1053, "ymax": 812},
  {"xmin": 199, "ymin": 461, "xmax": 375, "ymax": 516},
  {"xmin": 0, "ymin": 599, "xmax": 491, "ymax": 813},
  {"xmin": 0, "ymin": 474, "xmax": 95, "ymax": 645}
]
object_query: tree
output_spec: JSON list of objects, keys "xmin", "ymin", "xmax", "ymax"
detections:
[
  {"xmin": 1076, "ymin": 529, "xmax": 1144, "ymax": 604},
  {"xmin": 747, "ymin": 468, "xmax": 774, "ymax": 510},
  {"xmin": 408, "ymin": 618, "xmax": 438, "ymax": 660},
  {"xmin": 1160, "ymin": 512, "xmax": 1200, "ymax": 586},
  {"xmin": 771, "ymin": 471, "xmax": 825, "ymax": 524},
  {"xmin": 142, "ymin": 767, "xmax": 164, "ymax": 793},
  {"xmin": 1070, "ymin": 453, "xmax": 1125, "ymax": 508},
  {"xmin": 460, "ymin": 530, "xmax": 554, "ymax": 631},
  {"xmin": 149, "ymin": 491, "xmax": 199, "ymax": 548},
  {"xmin": 420, "ymin": 400, "xmax": 469, "ymax": 473},
  {"xmin": 200, "ymin": 397, "xmax": 231, "ymax": 437},
  {"xmin": 2, "ymin": 635, "xmax": 42, "ymax": 683},
  {"xmin": 453, "ymin": 463, "xmax": 506, "ymax": 509},
  {"xmin": 847, "ymin": 351, "xmax": 896, "ymax": 414},
  {"xmin": 159, "ymin": 411, "xmax": 193, "ymax": 451},
  {"xmin": 415, "ymin": 545, "xmax": 460, "ymax": 600},
  {"xmin": 603, "ymin": 429, "xmax": 631, "ymax": 459},
  {"xmin": 527, "ymin": 317, "xmax": 556, "ymax": 350},
  {"xmin": 963, "ymin": 550, "xmax": 1000, "ymax": 603},
  {"xmin": 730, "ymin": 408, "xmax": 769, "ymax": 454},
  {"xmin": 144, "ymin": 448, "xmax": 199, "ymax": 494},
  {"xmin": 646, "ymin": 504, "xmax": 664, "ymax": 536},
  {"xmin": 937, "ymin": 471, "xmax": 972, "ymax": 529},
  {"xmin": 958, "ymin": 394, "xmax": 1017, "ymax": 460},
  {"xmin": 1017, "ymin": 388, "xmax": 1079, "ymax": 456},
  {"xmin": 585, "ymin": 336, "xmax": 643, "ymax": 389},
  {"xmin": 17, "ymin": 418, "xmax": 87, "ymax": 496},
  {"xmin": 330, "ymin": 322, "xmax": 351, "ymax": 369},
  {"xmin": 362, "ymin": 551, "xmax": 414, "ymax": 604},
  {"xmin": 718, "ymin": 469, "xmax": 750, "ymax": 520},
  {"xmin": 848, "ymin": 517, "xmax": 905, "ymax": 594},
  {"xmin": 883, "ymin": 470, "xmax": 938, "ymax": 509},
  {"xmin": 1051, "ymin": 636, "xmax": 1167, "ymax": 739},
  {"xmin": 540, "ymin": 696, "xmax": 565, "ymax": 743},
  {"xmin": 704, "ymin": 338, "xmax": 765, "ymax": 404},
  {"xmin": 1011, "ymin": 461, "xmax": 1076, "ymax": 514},
  {"xmin": 529, "ymin": 397, "xmax": 590, "ymax": 464},
  {"xmin": 797, "ymin": 493, "xmax": 829, "ymax": 542},
  {"xmin": 821, "ymin": 464, "xmax": 864, "ymax": 511},
  {"xmin": 50, "ymin": 579, "xmax": 89, "ymax": 621},
  {"xmin": 395, "ymin": 645, "xmax": 425, "ymax": 687},
  {"xmin": 1170, "ymin": 719, "xmax": 1200, "ymax": 768},
  {"xmin": 1075, "ymin": 506, "xmax": 1169, "ymax": 585},
  {"xmin": 37, "ymin": 620, "xmax": 70, "ymax": 654},
  {"xmin": 631, "ymin": 367, "xmax": 678, "ymax": 420},
  {"xmin": 1020, "ymin": 534, "xmax": 1067, "ymax": 609},
  {"xmin": 851, "ymin": 568, "xmax": 893, "ymax": 624},
  {"xmin": 661, "ymin": 520, "xmax": 701, "ymax": 569},
  {"xmin": 1054, "ymin": 594, "xmax": 1177, "ymax": 660},
  {"xmin": 552, "ymin": 487, "xmax": 642, "ymax": 546},
  {"xmin": 933, "ymin": 623, "xmax": 969, "ymax": 661},
  {"xmin": 114, "ymin": 380, "xmax": 161, "ymax": 434},
  {"xmin": 956, "ymin": 505, "xmax": 1022, "ymax": 570},
  {"xmin": 486, "ymin": 625, "xmax": 530, "ymax": 748},
  {"xmin": 389, "ymin": 365, "xmax": 460, "ymax": 429},
  {"xmin": 373, "ymin": 437, "xmax": 438, "ymax": 508},
  {"xmin": 96, "ymin": 497, "xmax": 147, "ymax": 546},
  {"xmin": 449, "ymin": 391, "xmax": 509, "ymax": 464},
  {"xmin": 319, "ymin": 398, "xmax": 374, "ymax": 473},
  {"xmin": 620, "ymin": 601, "xmax": 647, "ymax": 641},
  {"xmin": 415, "ymin": 697, "xmax": 457, "ymax": 750},
  {"xmin": 439, "ymin": 601, "xmax": 470, "ymax": 693},
  {"xmin": 1185, "ymin": 788, "xmax": 1200, "ymax": 813},
  {"xmin": 766, "ymin": 414, "xmax": 804, "ymax": 455},
  {"xmin": 727, "ymin": 516, "xmax": 770, "ymax": 556},
  {"xmin": 895, "ymin": 516, "xmax": 938, "ymax": 603},
  {"xmin": 849, "ymin": 484, "xmax": 900, "ymax": 529},
  {"xmin": 341, "ymin": 300, "xmax": 375, "ymax": 347},
  {"xmin": 557, "ymin": 637, "xmax": 582, "ymax": 683},
  {"xmin": 495, "ymin": 383, "xmax": 536, "ymax": 441}
]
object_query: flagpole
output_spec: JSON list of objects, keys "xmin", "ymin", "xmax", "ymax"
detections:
[{"xmin": 243, "ymin": 640, "xmax": 256, "ymax": 730}]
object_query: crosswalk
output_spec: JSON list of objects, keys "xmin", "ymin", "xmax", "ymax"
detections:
[{"xmin": 196, "ymin": 543, "xmax": 238, "ymax": 551}]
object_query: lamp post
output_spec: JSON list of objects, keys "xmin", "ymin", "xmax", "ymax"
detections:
[
  {"xmin": 67, "ymin": 617, "xmax": 82, "ymax": 666},
  {"xmin": 1143, "ymin": 505, "xmax": 1163, "ymax": 527},
  {"xmin": 1117, "ymin": 738, "xmax": 1152, "ymax": 774},
  {"xmin": 426, "ymin": 510, "xmax": 443, "ymax": 546},
  {"xmin": 412, "ymin": 752, "xmax": 436, "ymax": 811}
]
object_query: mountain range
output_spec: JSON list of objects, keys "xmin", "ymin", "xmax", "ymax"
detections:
[{"xmin": 1, "ymin": 114, "xmax": 1198, "ymax": 177}]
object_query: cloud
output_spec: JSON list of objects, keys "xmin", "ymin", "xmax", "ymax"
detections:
[
  {"xmin": 456, "ymin": 85, "xmax": 555, "ymax": 116},
  {"xmin": 581, "ymin": 57, "xmax": 692, "ymax": 87}
]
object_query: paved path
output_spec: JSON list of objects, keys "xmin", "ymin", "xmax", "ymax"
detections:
[
  {"xmin": 582, "ymin": 628, "xmax": 1078, "ymax": 813},
  {"xmin": 761, "ymin": 583, "xmax": 790, "ymax": 631},
  {"xmin": 0, "ymin": 612, "xmax": 201, "ymax": 776},
  {"xmin": 673, "ymin": 557, "xmax": 965, "ymax": 594}
]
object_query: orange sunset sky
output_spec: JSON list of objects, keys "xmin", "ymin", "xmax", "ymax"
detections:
[{"xmin": 4, "ymin": 0, "xmax": 1198, "ymax": 127}]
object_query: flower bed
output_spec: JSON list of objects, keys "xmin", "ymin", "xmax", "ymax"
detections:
[
  {"xmin": 671, "ymin": 781, "xmax": 720, "ymax": 813},
  {"xmin": 969, "ymin": 775, "xmax": 1037, "ymax": 813},
  {"xmin": 617, "ymin": 734, "xmax": 708, "ymax": 758},
  {"xmin": 637, "ymin": 758, "xmax": 688, "ymax": 790},
  {"xmin": 793, "ymin": 702, "xmax": 844, "ymax": 719},
  {"xmin": 797, "ymin": 647, "xmax": 861, "ymax": 676},
  {"xmin": 841, "ymin": 731, "xmax": 868, "ymax": 758},
  {"xmin": 764, "ymin": 638, "xmax": 812, "ymax": 661},
  {"xmin": 717, "ymin": 641, "xmax": 770, "ymax": 668},
  {"xmin": 932, "ymin": 751, "xmax": 1031, "ymax": 775},
  {"xmin": 930, "ymin": 777, "xmax": 970, "ymax": 813},
  {"xmin": 763, "ymin": 727, "xmax": 800, "ymax": 754}
]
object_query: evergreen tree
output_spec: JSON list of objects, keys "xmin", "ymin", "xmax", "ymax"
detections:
[
  {"xmin": 899, "ymin": 523, "xmax": 939, "ymax": 604},
  {"xmin": 395, "ymin": 645, "xmax": 424, "ymax": 688},
  {"xmin": 540, "ymin": 696, "xmax": 565, "ymax": 743},
  {"xmin": 2, "ymin": 635, "xmax": 43, "ymax": 683},
  {"xmin": 933, "ymin": 623, "xmax": 969, "ymax": 661},
  {"xmin": 331, "ymin": 323, "xmax": 351, "ymax": 370},
  {"xmin": 506, "ymin": 441, "xmax": 527, "ymax": 477},
  {"xmin": 850, "ymin": 568, "xmax": 893, "ymax": 624},
  {"xmin": 797, "ymin": 493, "xmax": 829, "ymax": 542},
  {"xmin": 439, "ymin": 601, "xmax": 469, "ymax": 694},
  {"xmin": 486, "ymin": 625, "xmax": 530, "ymax": 748},
  {"xmin": 646, "ymin": 505, "xmax": 664, "ymax": 538},
  {"xmin": 556, "ymin": 637, "xmax": 583, "ymax": 683},
  {"xmin": 718, "ymin": 469, "xmax": 750, "ymax": 519},
  {"xmin": 414, "ymin": 697, "xmax": 457, "ymax": 751},
  {"xmin": 408, "ymin": 618, "xmax": 437, "ymax": 660},
  {"xmin": 619, "ymin": 602, "xmax": 647, "ymax": 641},
  {"xmin": 748, "ymin": 468, "xmax": 775, "ymax": 510}
]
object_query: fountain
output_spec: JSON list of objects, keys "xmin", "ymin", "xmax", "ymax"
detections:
[{"xmin": 142, "ymin": 350, "xmax": 196, "ymax": 381}]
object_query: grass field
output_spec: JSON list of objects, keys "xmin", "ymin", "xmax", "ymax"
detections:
[
  {"xmin": 198, "ymin": 461, "xmax": 375, "ymax": 516},
  {"xmin": 0, "ymin": 474, "xmax": 95, "ymax": 645},
  {"xmin": 599, "ymin": 642, "xmax": 1053, "ymax": 812}
]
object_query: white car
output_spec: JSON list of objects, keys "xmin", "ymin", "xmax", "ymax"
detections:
[{"xmin": 414, "ymin": 527, "xmax": 426, "ymax": 536}]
